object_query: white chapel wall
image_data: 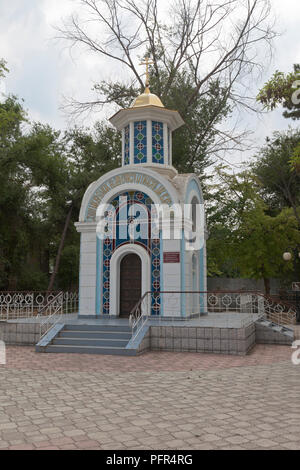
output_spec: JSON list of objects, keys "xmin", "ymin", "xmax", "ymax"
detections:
[
  {"xmin": 78, "ymin": 231, "xmax": 97, "ymax": 316},
  {"xmin": 162, "ymin": 239, "xmax": 181, "ymax": 317}
]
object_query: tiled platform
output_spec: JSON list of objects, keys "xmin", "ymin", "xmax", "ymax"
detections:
[
  {"xmin": 8, "ymin": 312, "xmax": 257, "ymax": 328},
  {"xmin": 2, "ymin": 313, "xmax": 293, "ymax": 355}
]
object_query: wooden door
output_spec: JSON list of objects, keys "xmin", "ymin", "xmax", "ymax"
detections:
[{"xmin": 120, "ymin": 254, "xmax": 142, "ymax": 317}]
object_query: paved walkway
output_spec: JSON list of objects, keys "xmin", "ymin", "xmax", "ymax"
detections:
[{"xmin": 0, "ymin": 345, "xmax": 299, "ymax": 450}]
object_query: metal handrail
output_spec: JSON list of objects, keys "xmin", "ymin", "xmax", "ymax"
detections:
[
  {"xmin": 36, "ymin": 291, "xmax": 63, "ymax": 316},
  {"xmin": 0, "ymin": 290, "xmax": 61, "ymax": 294},
  {"xmin": 37, "ymin": 292, "xmax": 64, "ymax": 340}
]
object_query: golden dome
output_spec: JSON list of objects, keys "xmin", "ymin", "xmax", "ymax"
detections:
[{"xmin": 131, "ymin": 86, "xmax": 164, "ymax": 108}]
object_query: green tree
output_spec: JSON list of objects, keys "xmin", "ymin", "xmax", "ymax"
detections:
[
  {"xmin": 251, "ymin": 130, "xmax": 300, "ymax": 226},
  {"xmin": 207, "ymin": 167, "xmax": 300, "ymax": 293},
  {"xmin": 0, "ymin": 93, "xmax": 31, "ymax": 288},
  {"xmin": 0, "ymin": 61, "xmax": 121, "ymax": 290},
  {"xmin": 0, "ymin": 59, "xmax": 8, "ymax": 78},
  {"xmin": 49, "ymin": 123, "xmax": 121, "ymax": 291},
  {"xmin": 290, "ymin": 141, "xmax": 300, "ymax": 175},
  {"xmin": 0, "ymin": 98, "xmax": 69, "ymax": 289},
  {"xmin": 257, "ymin": 64, "xmax": 300, "ymax": 172},
  {"xmin": 257, "ymin": 64, "xmax": 300, "ymax": 119}
]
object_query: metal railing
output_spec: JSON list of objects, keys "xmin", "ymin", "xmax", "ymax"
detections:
[
  {"xmin": 37, "ymin": 292, "xmax": 64, "ymax": 340},
  {"xmin": 129, "ymin": 290, "xmax": 297, "ymax": 340},
  {"xmin": 0, "ymin": 291, "xmax": 79, "ymax": 321}
]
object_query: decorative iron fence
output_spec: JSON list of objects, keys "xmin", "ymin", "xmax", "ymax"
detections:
[
  {"xmin": 0, "ymin": 291, "xmax": 79, "ymax": 321},
  {"xmin": 129, "ymin": 290, "xmax": 297, "ymax": 341}
]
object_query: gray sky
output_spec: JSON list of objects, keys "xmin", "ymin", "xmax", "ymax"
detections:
[{"xmin": 0, "ymin": 0, "xmax": 299, "ymax": 168}]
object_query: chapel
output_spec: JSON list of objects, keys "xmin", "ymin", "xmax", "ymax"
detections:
[{"xmin": 75, "ymin": 64, "xmax": 207, "ymax": 319}]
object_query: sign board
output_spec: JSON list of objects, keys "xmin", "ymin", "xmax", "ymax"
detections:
[{"xmin": 163, "ymin": 252, "xmax": 180, "ymax": 263}]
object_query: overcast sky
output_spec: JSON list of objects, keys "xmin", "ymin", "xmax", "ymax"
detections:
[{"xmin": 0, "ymin": 0, "xmax": 299, "ymax": 168}]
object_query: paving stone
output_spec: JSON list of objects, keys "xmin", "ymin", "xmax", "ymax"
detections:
[
  {"xmin": 226, "ymin": 435, "xmax": 249, "ymax": 445},
  {"xmin": 0, "ymin": 344, "xmax": 298, "ymax": 450}
]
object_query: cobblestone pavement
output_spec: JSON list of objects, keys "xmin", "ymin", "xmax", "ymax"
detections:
[{"xmin": 0, "ymin": 344, "xmax": 299, "ymax": 450}]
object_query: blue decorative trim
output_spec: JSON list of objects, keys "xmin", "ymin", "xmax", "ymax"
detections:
[
  {"xmin": 134, "ymin": 121, "xmax": 147, "ymax": 164},
  {"xmin": 152, "ymin": 121, "xmax": 164, "ymax": 164},
  {"xmin": 96, "ymin": 235, "xmax": 102, "ymax": 316},
  {"xmin": 159, "ymin": 230, "xmax": 164, "ymax": 317},
  {"xmin": 199, "ymin": 247, "xmax": 205, "ymax": 313},
  {"xmin": 185, "ymin": 178, "xmax": 204, "ymax": 205},
  {"xmin": 101, "ymin": 191, "xmax": 161, "ymax": 316},
  {"xmin": 180, "ymin": 229, "xmax": 186, "ymax": 317},
  {"xmin": 84, "ymin": 171, "xmax": 174, "ymax": 222}
]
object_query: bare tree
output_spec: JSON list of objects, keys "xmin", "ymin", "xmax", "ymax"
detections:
[{"xmin": 57, "ymin": 0, "xmax": 277, "ymax": 165}]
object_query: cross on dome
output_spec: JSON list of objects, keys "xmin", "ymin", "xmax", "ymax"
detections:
[
  {"xmin": 140, "ymin": 56, "xmax": 154, "ymax": 92},
  {"xmin": 130, "ymin": 56, "xmax": 164, "ymax": 108}
]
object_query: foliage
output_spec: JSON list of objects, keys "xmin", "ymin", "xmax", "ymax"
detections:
[
  {"xmin": 290, "ymin": 141, "xmax": 300, "ymax": 174},
  {"xmin": 251, "ymin": 130, "xmax": 300, "ymax": 224},
  {"xmin": 206, "ymin": 167, "xmax": 300, "ymax": 290},
  {"xmin": 1, "ymin": 55, "xmax": 300, "ymax": 292},
  {"xmin": 0, "ymin": 65, "xmax": 121, "ymax": 290},
  {"xmin": 257, "ymin": 64, "xmax": 300, "ymax": 119},
  {"xmin": 0, "ymin": 59, "xmax": 8, "ymax": 78},
  {"xmin": 56, "ymin": 245, "xmax": 80, "ymax": 291}
]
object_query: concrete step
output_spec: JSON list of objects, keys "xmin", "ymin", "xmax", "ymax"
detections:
[
  {"xmin": 53, "ymin": 337, "xmax": 129, "ymax": 347},
  {"xmin": 64, "ymin": 324, "xmax": 131, "ymax": 333},
  {"xmin": 255, "ymin": 318, "xmax": 294, "ymax": 342},
  {"xmin": 36, "ymin": 322, "xmax": 138, "ymax": 356},
  {"xmin": 271, "ymin": 325, "xmax": 283, "ymax": 333},
  {"xmin": 43, "ymin": 344, "xmax": 137, "ymax": 356},
  {"xmin": 60, "ymin": 330, "xmax": 131, "ymax": 340},
  {"xmin": 257, "ymin": 319, "xmax": 272, "ymax": 327},
  {"xmin": 281, "ymin": 327, "xmax": 294, "ymax": 338}
]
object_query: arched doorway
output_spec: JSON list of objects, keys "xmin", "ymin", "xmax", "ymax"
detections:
[{"xmin": 119, "ymin": 253, "xmax": 142, "ymax": 317}]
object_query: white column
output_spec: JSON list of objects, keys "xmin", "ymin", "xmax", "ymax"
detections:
[
  {"xmin": 163, "ymin": 123, "xmax": 168, "ymax": 166},
  {"xmin": 130, "ymin": 121, "xmax": 134, "ymax": 165},
  {"xmin": 77, "ymin": 229, "xmax": 97, "ymax": 317},
  {"xmin": 147, "ymin": 119, "xmax": 152, "ymax": 164},
  {"xmin": 163, "ymin": 240, "xmax": 181, "ymax": 317},
  {"xmin": 202, "ymin": 239, "xmax": 207, "ymax": 312},
  {"xmin": 121, "ymin": 128, "xmax": 125, "ymax": 166},
  {"xmin": 169, "ymin": 130, "xmax": 173, "ymax": 166}
]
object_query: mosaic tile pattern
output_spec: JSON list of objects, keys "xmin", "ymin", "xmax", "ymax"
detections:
[
  {"xmin": 134, "ymin": 121, "xmax": 147, "ymax": 164},
  {"xmin": 152, "ymin": 121, "xmax": 164, "ymax": 164},
  {"xmin": 102, "ymin": 191, "xmax": 160, "ymax": 315}
]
